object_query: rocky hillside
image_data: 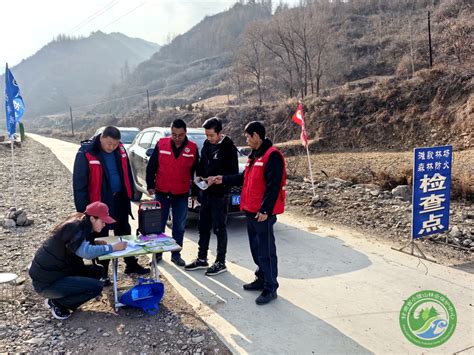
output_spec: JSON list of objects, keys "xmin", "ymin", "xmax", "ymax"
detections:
[
  {"xmin": 29, "ymin": 65, "xmax": 472, "ymax": 154},
  {"xmin": 189, "ymin": 67, "xmax": 473, "ymax": 152},
  {"xmin": 85, "ymin": 0, "xmax": 473, "ymax": 115},
  {"xmin": 303, "ymin": 67, "xmax": 473, "ymax": 151}
]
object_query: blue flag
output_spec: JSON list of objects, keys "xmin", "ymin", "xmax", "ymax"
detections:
[{"xmin": 5, "ymin": 63, "xmax": 25, "ymax": 137}]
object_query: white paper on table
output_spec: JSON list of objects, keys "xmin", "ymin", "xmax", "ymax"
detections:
[
  {"xmin": 108, "ymin": 244, "xmax": 141, "ymax": 257},
  {"xmin": 127, "ymin": 240, "xmax": 150, "ymax": 247}
]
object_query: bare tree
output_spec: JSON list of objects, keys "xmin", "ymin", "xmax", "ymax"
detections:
[
  {"xmin": 287, "ymin": 2, "xmax": 333, "ymax": 96},
  {"xmin": 229, "ymin": 62, "xmax": 245, "ymax": 105},
  {"xmin": 439, "ymin": 15, "xmax": 474, "ymax": 64},
  {"xmin": 408, "ymin": 0, "xmax": 416, "ymax": 77},
  {"xmin": 307, "ymin": 1, "xmax": 333, "ymax": 96},
  {"xmin": 237, "ymin": 23, "xmax": 269, "ymax": 105},
  {"xmin": 232, "ymin": 1, "xmax": 337, "ymax": 99},
  {"xmin": 253, "ymin": 14, "xmax": 297, "ymax": 97},
  {"xmin": 165, "ymin": 32, "xmax": 177, "ymax": 45}
]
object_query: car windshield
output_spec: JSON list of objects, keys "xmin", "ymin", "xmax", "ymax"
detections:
[
  {"xmin": 187, "ymin": 133, "xmax": 207, "ymax": 150},
  {"xmin": 164, "ymin": 132, "xmax": 207, "ymax": 151},
  {"xmin": 120, "ymin": 130, "xmax": 139, "ymax": 144}
]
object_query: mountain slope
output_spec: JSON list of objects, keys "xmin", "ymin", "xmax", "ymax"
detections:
[
  {"xmin": 95, "ymin": 2, "xmax": 272, "ymax": 113},
  {"xmin": 2, "ymin": 31, "xmax": 160, "ymax": 117}
]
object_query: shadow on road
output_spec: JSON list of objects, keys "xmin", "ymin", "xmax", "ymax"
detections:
[{"xmin": 160, "ymin": 217, "xmax": 373, "ymax": 353}]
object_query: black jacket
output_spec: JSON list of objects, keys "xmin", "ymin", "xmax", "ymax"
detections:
[
  {"xmin": 223, "ymin": 138, "xmax": 284, "ymax": 215},
  {"xmin": 197, "ymin": 136, "xmax": 239, "ymax": 197},
  {"xmin": 72, "ymin": 135, "xmax": 135, "ymax": 216},
  {"xmin": 29, "ymin": 218, "xmax": 90, "ymax": 290}
]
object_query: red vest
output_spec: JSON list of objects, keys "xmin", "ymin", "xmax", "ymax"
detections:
[
  {"xmin": 155, "ymin": 137, "xmax": 197, "ymax": 195},
  {"xmin": 241, "ymin": 146, "xmax": 286, "ymax": 215},
  {"xmin": 85, "ymin": 143, "xmax": 132, "ymax": 203}
]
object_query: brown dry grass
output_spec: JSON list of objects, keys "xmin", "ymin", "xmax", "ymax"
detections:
[{"xmin": 287, "ymin": 149, "xmax": 474, "ymax": 200}]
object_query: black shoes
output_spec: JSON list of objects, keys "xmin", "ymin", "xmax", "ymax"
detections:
[
  {"xmin": 243, "ymin": 279, "xmax": 277, "ymax": 304},
  {"xmin": 255, "ymin": 290, "xmax": 277, "ymax": 305},
  {"xmin": 185, "ymin": 259, "xmax": 227, "ymax": 276},
  {"xmin": 185, "ymin": 259, "xmax": 209, "ymax": 271},
  {"xmin": 171, "ymin": 256, "xmax": 186, "ymax": 267},
  {"xmin": 124, "ymin": 264, "xmax": 150, "ymax": 275},
  {"xmin": 243, "ymin": 279, "xmax": 265, "ymax": 291},
  {"xmin": 205, "ymin": 262, "xmax": 227, "ymax": 276},
  {"xmin": 44, "ymin": 299, "xmax": 71, "ymax": 320},
  {"xmin": 100, "ymin": 277, "xmax": 112, "ymax": 287}
]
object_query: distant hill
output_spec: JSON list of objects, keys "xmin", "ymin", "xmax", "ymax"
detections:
[
  {"xmin": 1, "ymin": 31, "xmax": 160, "ymax": 117},
  {"xmin": 94, "ymin": 1, "xmax": 272, "ymax": 113},
  {"xmin": 92, "ymin": 0, "xmax": 473, "ymax": 117},
  {"xmin": 22, "ymin": 0, "xmax": 472, "ymax": 157}
]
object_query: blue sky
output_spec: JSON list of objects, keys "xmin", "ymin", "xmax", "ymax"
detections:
[{"xmin": 1, "ymin": 0, "xmax": 300, "ymax": 67}]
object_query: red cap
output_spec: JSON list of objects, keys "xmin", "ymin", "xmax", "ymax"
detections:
[{"xmin": 84, "ymin": 202, "xmax": 116, "ymax": 224}]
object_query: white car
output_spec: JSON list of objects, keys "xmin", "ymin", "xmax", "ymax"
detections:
[
  {"xmin": 92, "ymin": 126, "xmax": 140, "ymax": 151},
  {"xmin": 128, "ymin": 127, "xmax": 246, "ymax": 217}
]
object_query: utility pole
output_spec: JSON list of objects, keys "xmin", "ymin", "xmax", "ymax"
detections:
[
  {"xmin": 146, "ymin": 90, "xmax": 151, "ymax": 121},
  {"xmin": 69, "ymin": 106, "xmax": 74, "ymax": 136},
  {"xmin": 428, "ymin": 11, "xmax": 433, "ymax": 67}
]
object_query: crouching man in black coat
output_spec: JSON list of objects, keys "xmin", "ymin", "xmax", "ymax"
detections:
[{"xmin": 29, "ymin": 202, "xmax": 127, "ymax": 319}]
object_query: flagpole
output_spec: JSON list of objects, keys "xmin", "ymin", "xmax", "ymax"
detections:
[
  {"xmin": 291, "ymin": 100, "xmax": 317, "ymax": 200},
  {"xmin": 10, "ymin": 138, "xmax": 17, "ymax": 209},
  {"xmin": 304, "ymin": 130, "xmax": 317, "ymax": 199},
  {"xmin": 5, "ymin": 63, "xmax": 24, "ymax": 210}
]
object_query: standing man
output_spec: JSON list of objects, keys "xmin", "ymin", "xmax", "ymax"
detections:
[
  {"xmin": 73, "ymin": 126, "xmax": 149, "ymax": 284},
  {"xmin": 211, "ymin": 121, "xmax": 286, "ymax": 305},
  {"xmin": 185, "ymin": 117, "xmax": 239, "ymax": 276},
  {"xmin": 146, "ymin": 119, "xmax": 199, "ymax": 266}
]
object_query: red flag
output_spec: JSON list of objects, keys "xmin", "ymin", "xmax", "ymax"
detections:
[
  {"xmin": 292, "ymin": 104, "xmax": 308, "ymax": 147},
  {"xmin": 292, "ymin": 104, "xmax": 304, "ymax": 126}
]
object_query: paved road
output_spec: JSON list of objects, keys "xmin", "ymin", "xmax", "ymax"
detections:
[{"xmin": 29, "ymin": 133, "xmax": 473, "ymax": 354}]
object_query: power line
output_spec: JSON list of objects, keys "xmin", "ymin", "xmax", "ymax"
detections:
[
  {"xmin": 52, "ymin": 76, "xmax": 198, "ymax": 115},
  {"xmin": 73, "ymin": 90, "xmax": 148, "ymax": 110},
  {"xmin": 69, "ymin": 0, "xmax": 119, "ymax": 33},
  {"xmin": 100, "ymin": 2, "xmax": 149, "ymax": 30},
  {"xmin": 69, "ymin": 0, "xmax": 121, "ymax": 34}
]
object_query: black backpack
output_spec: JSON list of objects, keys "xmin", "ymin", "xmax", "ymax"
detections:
[{"xmin": 138, "ymin": 201, "xmax": 163, "ymax": 236}]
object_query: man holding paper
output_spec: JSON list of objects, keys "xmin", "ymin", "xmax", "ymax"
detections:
[{"xmin": 185, "ymin": 117, "xmax": 239, "ymax": 276}]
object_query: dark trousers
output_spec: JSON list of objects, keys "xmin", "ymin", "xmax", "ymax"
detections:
[
  {"xmin": 246, "ymin": 213, "xmax": 279, "ymax": 293},
  {"xmin": 34, "ymin": 265, "xmax": 103, "ymax": 311},
  {"xmin": 197, "ymin": 194, "xmax": 229, "ymax": 263},
  {"xmin": 96, "ymin": 192, "xmax": 138, "ymax": 276},
  {"xmin": 155, "ymin": 194, "xmax": 188, "ymax": 258}
]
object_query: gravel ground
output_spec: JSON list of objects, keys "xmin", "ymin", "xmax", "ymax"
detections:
[
  {"xmin": 0, "ymin": 138, "xmax": 471, "ymax": 352},
  {"xmin": 285, "ymin": 148, "xmax": 473, "ymax": 268},
  {"xmin": 286, "ymin": 178, "xmax": 473, "ymax": 268},
  {"xmin": 0, "ymin": 139, "xmax": 230, "ymax": 354}
]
